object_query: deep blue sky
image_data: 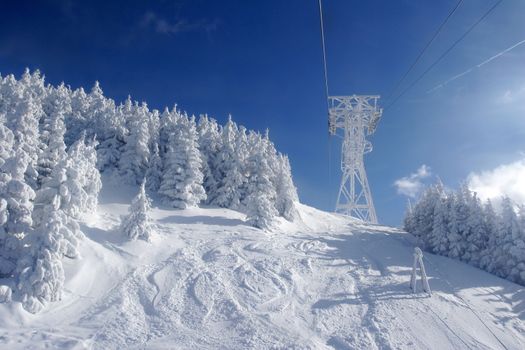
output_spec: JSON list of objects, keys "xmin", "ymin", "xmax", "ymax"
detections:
[{"xmin": 1, "ymin": 0, "xmax": 525, "ymax": 225}]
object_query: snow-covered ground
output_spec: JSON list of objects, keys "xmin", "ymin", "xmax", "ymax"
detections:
[{"xmin": 0, "ymin": 179, "xmax": 524, "ymax": 349}]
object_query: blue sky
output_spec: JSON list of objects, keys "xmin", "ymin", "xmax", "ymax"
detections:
[{"xmin": 1, "ymin": 0, "xmax": 524, "ymax": 225}]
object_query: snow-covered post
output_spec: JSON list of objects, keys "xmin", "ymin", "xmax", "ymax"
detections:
[{"xmin": 411, "ymin": 247, "xmax": 431, "ymax": 295}]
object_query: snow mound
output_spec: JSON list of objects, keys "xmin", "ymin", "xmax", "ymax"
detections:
[{"xmin": 0, "ymin": 184, "xmax": 524, "ymax": 349}]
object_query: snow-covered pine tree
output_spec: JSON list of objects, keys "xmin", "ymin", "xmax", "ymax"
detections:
[
  {"xmin": 274, "ymin": 154, "xmax": 299, "ymax": 221},
  {"xmin": 244, "ymin": 133, "xmax": 278, "ymax": 230},
  {"xmin": 159, "ymin": 114, "xmax": 206, "ymax": 208},
  {"xmin": 145, "ymin": 142, "xmax": 163, "ymax": 192},
  {"xmin": 479, "ymin": 199, "xmax": 498, "ymax": 271},
  {"xmin": 36, "ymin": 83, "xmax": 69, "ymax": 185},
  {"xmin": 447, "ymin": 188, "xmax": 469, "ymax": 260},
  {"xmin": 119, "ymin": 102, "xmax": 151, "ymax": 184},
  {"xmin": 0, "ymin": 150, "xmax": 35, "ymax": 276},
  {"xmin": 197, "ymin": 115, "xmax": 221, "ymax": 202},
  {"xmin": 429, "ymin": 195, "xmax": 449, "ymax": 255},
  {"xmin": 63, "ymin": 134, "xmax": 102, "ymax": 219},
  {"xmin": 120, "ymin": 181, "xmax": 154, "ymax": 241},
  {"xmin": 213, "ymin": 117, "xmax": 246, "ymax": 209},
  {"xmin": 65, "ymin": 87, "xmax": 90, "ymax": 146},
  {"xmin": 18, "ymin": 147, "xmax": 82, "ymax": 313},
  {"xmin": 96, "ymin": 96, "xmax": 129, "ymax": 171},
  {"xmin": 490, "ymin": 197, "xmax": 519, "ymax": 279},
  {"xmin": 17, "ymin": 202, "xmax": 67, "ymax": 314},
  {"xmin": 511, "ymin": 206, "xmax": 525, "ymax": 284},
  {"xmin": 0, "ymin": 122, "xmax": 14, "ymax": 168},
  {"xmin": 462, "ymin": 192, "xmax": 485, "ymax": 266},
  {"xmin": 33, "ymin": 159, "xmax": 83, "ymax": 259},
  {"xmin": 5, "ymin": 87, "xmax": 42, "ymax": 189},
  {"xmin": 83, "ymin": 81, "xmax": 123, "ymax": 172}
]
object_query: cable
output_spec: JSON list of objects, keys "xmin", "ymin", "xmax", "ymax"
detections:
[
  {"xmin": 385, "ymin": 0, "xmax": 504, "ymax": 111},
  {"xmin": 385, "ymin": 0, "xmax": 464, "ymax": 103},
  {"xmin": 318, "ymin": 0, "xmax": 332, "ymax": 190},
  {"xmin": 318, "ymin": 0, "xmax": 330, "ymax": 105}
]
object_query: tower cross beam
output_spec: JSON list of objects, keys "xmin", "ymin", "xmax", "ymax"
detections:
[{"xmin": 329, "ymin": 95, "xmax": 382, "ymax": 224}]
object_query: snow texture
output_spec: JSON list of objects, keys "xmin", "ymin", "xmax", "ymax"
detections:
[{"xmin": 0, "ymin": 180, "xmax": 523, "ymax": 349}]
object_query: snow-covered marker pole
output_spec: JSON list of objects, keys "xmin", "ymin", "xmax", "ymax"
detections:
[{"xmin": 410, "ymin": 247, "xmax": 431, "ymax": 296}]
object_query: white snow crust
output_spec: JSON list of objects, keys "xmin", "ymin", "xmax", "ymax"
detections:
[{"xmin": 0, "ymin": 177, "xmax": 524, "ymax": 349}]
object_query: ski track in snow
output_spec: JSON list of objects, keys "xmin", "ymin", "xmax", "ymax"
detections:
[{"xmin": 0, "ymin": 200, "xmax": 524, "ymax": 349}]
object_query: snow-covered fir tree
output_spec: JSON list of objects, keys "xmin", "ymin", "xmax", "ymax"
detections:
[
  {"xmin": 197, "ymin": 115, "xmax": 221, "ymax": 202},
  {"xmin": 0, "ymin": 123, "xmax": 14, "ymax": 168},
  {"xmin": 63, "ymin": 134, "xmax": 102, "ymax": 219},
  {"xmin": 145, "ymin": 142, "xmax": 163, "ymax": 192},
  {"xmin": 244, "ymin": 133, "xmax": 278, "ymax": 230},
  {"xmin": 37, "ymin": 83, "xmax": 69, "ymax": 185},
  {"xmin": 159, "ymin": 114, "xmax": 206, "ymax": 208},
  {"xmin": 213, "ymin": 117, "xmax": 246, "ymax": 209},
  {"xmin": 120, "ymin": 181, "xmax": 154, "ymax": 241},
  {"xmin": 0, "ymin": 150, "xmax": 35, "ymax": 276},
  {"xmin": 274, "ymin": 154, "xmax": 299, "ymax": 221},
  {"xmin": 17, "ymin": 159, "xmax": 83, "ymax": 313},
  {"xmin": 119, "ymin": 102, "xmax": 151, "ymax": 184}
]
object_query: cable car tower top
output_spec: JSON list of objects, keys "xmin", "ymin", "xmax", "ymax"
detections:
[{"xmin": 328, "ymin": 95, "xmax": 382, "ymax": 223}]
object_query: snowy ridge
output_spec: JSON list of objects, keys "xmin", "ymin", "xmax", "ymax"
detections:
[{"xmin": 0, "ymin": 179, "xmax": 523, "ymax": 349}]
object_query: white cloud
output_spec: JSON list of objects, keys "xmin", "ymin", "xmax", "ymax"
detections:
[
  {"xmin": 467, "ymin": 158, "xmax": 525, "ymax": 205},
  {"xmin": 498, "ymin": 85, "xmax": 525, "ymax": 105},
  {"xmin": 140, "ymin": 12, "xmax": 219, "ymax": 35},
  {"xmin": 394, "ymin": 165, "xmax": 431, "ymax": 198}
]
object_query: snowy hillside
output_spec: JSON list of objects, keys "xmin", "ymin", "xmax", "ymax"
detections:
[{"xmin": 0, "ymin": 177, "xmax": 523, "ymax": 349}]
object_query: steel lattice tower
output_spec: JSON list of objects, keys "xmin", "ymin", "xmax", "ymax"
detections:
[{"xmin": 328, "ymin": 95, "xmax": 382, "ymax": 224}]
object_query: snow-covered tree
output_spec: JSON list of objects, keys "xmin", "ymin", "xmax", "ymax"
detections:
[
  {"xmin": 479, "ymin": 199, "xmax": 498, "ymax": 271},
  {"xmin": 17, "ymin": 201, "xmax": 68, "ymax": 313},
  {"xmin": 0, "ymin": 123, "xmax": 14, "ymax": 168},
  {"xmin": 213, "ymin": 117, "xmax": 246, "ymax": 209},
  {"xmin": 244, "ymin": 134, "xmax": 278, "ymax": 230},
  {"xmin": 5, "ymin": 90, "xmax": 42, "ymax": 188},
  {"xmin": 145, "ymin": 142, "xmax": 162, "ymax": 192},
  {"xmin": 120, "ymin": 181, "xmax": 153, "ymax": 241},
  {"xmin": 462, "ymin": 192, "xmax": 485, "ymax": 266},
  {"xmin": 65, "ymin": 87, "xmax": 90, "ymax": 146},
  {"xmin": 429, "ymin": 195, "xmax": 449, "ymax": 255},
  {"xmin": 447, "ymin": 189, "xmax": 469, "ymax": 260},
  {"xmin": 159, "ymin": 115, "xmax": 206, "ymax": 208},
  {"xmin": 37, "ymin": 83, "xmax": 69, "ymax": 185},
  {"xmin": 119, "ymin": 102, "xmax": 151, "ymax": 184},
  {"xmin": 0, "ymin": 150, "xmax": 35, "ymax": 276},
  {"xmin": 494, "ymin": 197, "xmax": 521, "ymax": 280},
  {"xmin": 63, "ymin": 134, "xmax": 102, "ymax": 219},
  {"xmin": 274, "ymin": 154, "xmax": 299, "ymax": 221},
  {"xmin": 197, "ymin": 115, "xmax": 221, "ymax": 202}
]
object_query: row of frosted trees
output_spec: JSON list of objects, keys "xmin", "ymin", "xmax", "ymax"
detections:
[
  {"xmin": 0, "ymin": 70, "xmax": 102, "ymax": 312},
  {"xmin": 404, "ymin": 183, "xmax": 525, "ymax": 286},
  {"xmin": 0, "ymin": 69, "xmax": 299, "ymax": 312}
]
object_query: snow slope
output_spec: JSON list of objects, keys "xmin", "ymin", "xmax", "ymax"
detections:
[{"xmin": 0, "ymin": 178, "xmax": 524, "ymax": 349}]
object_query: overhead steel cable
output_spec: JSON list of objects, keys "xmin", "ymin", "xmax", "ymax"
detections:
[
  {"xmin": 318, "ymin": 0, "xmax": 332, "ymax": 191},
  {"xmin": 384, "ymin": 0, "xmax": 464, "ymax": 103},
  {"xmin": 385, "ymin": 0, "xmax": 504, "ymax": 111},
  {"xmin": 318, "ymin": 0, "xmax": 330, "ymax": 105}
]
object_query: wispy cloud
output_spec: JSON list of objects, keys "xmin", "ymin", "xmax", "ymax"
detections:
[
  {"xmin": 467, "ymin": 158, "xmax": 525, "ymax": 205},
  {"xmin": 140, "ymin": 11, "xmax": 219, "ymax": 35},
  {"xmin": 394, "ymin": 165, "xmax": 431, "ymax": 198},
  {"xmin": 498, "ymin": 85, "xmax": 525, "ymax": 105}
]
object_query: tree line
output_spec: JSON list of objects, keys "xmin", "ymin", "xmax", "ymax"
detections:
[
  {"xmin": 404, "ymin": 182, "xmax": 525, "ymax": 286},
  {"xmin": 0, "ymin": 69, "xmax": 299, "ymax": 312}
]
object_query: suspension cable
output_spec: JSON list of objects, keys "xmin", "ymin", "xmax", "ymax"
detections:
[
  {"xmin": 385, "ymin": 0, "xmax": 504, "ymax": 111},
  {"xmin": 384, "ymin": 0, "xmax": 464, "ymax": 103}
]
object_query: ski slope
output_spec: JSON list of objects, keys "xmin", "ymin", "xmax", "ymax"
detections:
[{"xmin": 0, "ymin": 178, "xmax": 524, "ymax": 349}]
